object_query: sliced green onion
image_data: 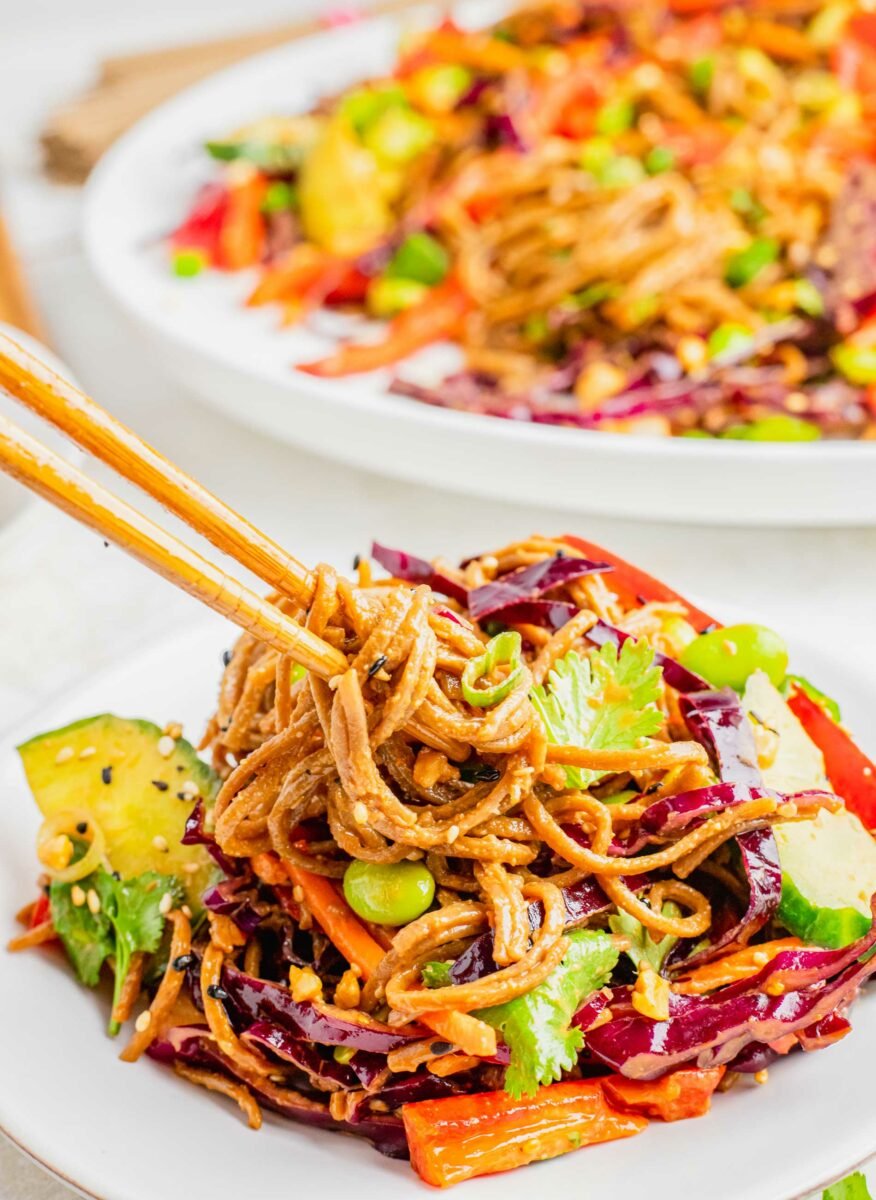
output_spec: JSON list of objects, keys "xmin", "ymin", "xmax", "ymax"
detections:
[
  {"xmin": 724, "ymin": 238, "xmax": 780, "ymax": 288},
  {"xmin": 831, "ymin": 343, "xmax": 876, "ymax": 385},
  {"xmin": 340, "ymin": 84, "xmax": 408, "ymax": 136},
  {"xmin": 595, "ymin": 97, "xmax": 636, "ymax": 136},
  {"xmin": 644, "ymin": 145, "xmax": 676, "ymax": 175},
  {"xmin": 386, "ymin": 231, "xmax": 449, "ymax": 286},
  {"xmin": 570, "ymin": 281, "xmax": 621, "ymax": 309},
  {"xmin": 333, "ymin": 1045, "xmax": 357, "ymax": 1064},
  {"xmin": 172, "ymin": 249, "xmax": 207, "ymax": 278},
  {"xmin": 579, "ymin": 137, "xmax": 614, "ymax": 175},
  {"xmin": 461, "ymin": 632, "xmax": 524, "ymax": 708},
  {"xmin": 412, "ymin": 64, "xmax": 472, "ymax": 112},
  {"xmin": 523, "ymin": 313, "xmax": 550, "ymax": 343},
  {"xmin": 597, "ymin": 155, "xmax": 646, "ymax": 188},
  {"xmin": 688, "ymin": 56, "xmax": 715, "ymax": 95},
  {"xmin": 707, "ymin": 323, "xmax": 754, "ymax": 361},
  {"xmin": 792, "ymin": 278, "xmax": 825, "ymax": 317},
  {"xmin": 362, "ymin": 107, "xmax": 434, "ymax": 164},
  {"xmin": 261, "ymin": 181, "xmax": 298, "ymax": 214},
  {"xmin": 367, "ymin": 276, "xmax": 429, "ymax": 318}
]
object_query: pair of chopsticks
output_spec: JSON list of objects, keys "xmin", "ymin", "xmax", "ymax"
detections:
[
  {"xmin": 0, "ymin": 214, "xmax": 45, "ymax": 341},
  {"xmin": 0, "ymin": 332, "xmax": 346, "ymax": 680}
]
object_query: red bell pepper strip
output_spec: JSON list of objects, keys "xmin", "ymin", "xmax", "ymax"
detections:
[
  {"xmin": 562, "ymin": 534, "xmax": 716, "ymax": 631},
  {"xmin": 299, "ymin": 277, "xmax": 471, "ymax": 377},
  {"xmin": 29, "ymin": 893, "xmax": 52, "ymax": 929},
  {"xmin": 601, "ymin": 1067, "xmax": 725, "ymax": 1121},
  {"xmin": 787, "ymin": 686, "xmax": 876, "ymax": 830},
  {"xmin": 402, "ymin": 1080, "xmax": 647, "ymax": 1188},
  {"xmin": 218, "ymin": 176, "xmax": 267, "ymax": 271},
  {"xmin": 170, "ymin": 183, "xmax": 229, "ymax": 264}
]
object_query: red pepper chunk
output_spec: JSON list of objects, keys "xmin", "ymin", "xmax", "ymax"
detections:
[
  {"xmin": 402, "ymin": 1081, "xmax": 646, "ymax": 1188},
  {"xmin": 601, "ymin": 1067, "xmax": 725, "ymax": 1122},
  {"xmin": 787, "ymin": 687, "xmax": 876, "ymax": 831},
  {"xmin": 562, "ymin": 534, "xmax": 716, "ymax": 631}
]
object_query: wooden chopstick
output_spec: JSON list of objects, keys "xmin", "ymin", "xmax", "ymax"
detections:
[
  {"xmin": 0, "ymin": 332, "xmax": 314, "ymax": 606},
  {"xmin": 0, "ymin": 409, "xmax": 348, "ymax": 680},
  {"xmin": 0, "ymin": 215, "xmax": 45, "ymax": 341}
]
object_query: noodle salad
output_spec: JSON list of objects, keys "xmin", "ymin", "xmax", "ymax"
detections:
[
  {"xmin": 10, "ymin": 536, "xmax": 876, "ymax": 1187},
  {"xmin": 167, "ymin": 0, "xmax": 876, "ymax": 440}
]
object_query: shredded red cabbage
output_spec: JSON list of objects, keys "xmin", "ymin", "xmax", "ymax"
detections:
[
  {"xmin": 370, "ymin": 541, "xmax": 467, "ymax": 605},
  {"xmin": 583, "ymin": 899, "xmax": 876, "ymax": 1079},
  {"xmin": 467, "ymin": 554, "xmax": 611, "ymax": 621}
]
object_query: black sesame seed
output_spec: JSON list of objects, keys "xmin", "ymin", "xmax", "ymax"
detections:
[
  {"xmin": 176, "ymin": 792, "xmax": 187, "ymax": 801},
  {"xmin": 352, "ymin": 553, "xmax": 361, "ymax": 570},
  {"xmin": 207, "ymin": 984, "xmax": 229, "ymax": 1001},
  {"xmin": 103, "ymin": 540, "xmax": 110, "ymax": 548},
  {"xmin": 430, "ymin": 1041, "xmax": 453, "ymax": 1055},
  {"xmin": 176, "ymin": 764, "xmax": 185, "ymax": 772},
  {"xmin": 101, "ymin": 766, "xmax": 113, "ymax": 785},
  {"xmin": 112, "ymin": 871, "xmax": 121, "ymax": 881},
  {"xmin": 460, "ymin": 763, "xmax": 501, "ymax": 784},
  {"xmin": 222, "ymin": 649, "xmax": 233, "ymax": 667},
  {"xmin": 368, "ymin": 655, "xmax": 388, "ymax": 678},
  {"xmin": 172, "ymin": 954, "xmax": 196, "ymax": 972},
  {"xmin": 151, "ymin": 779, "xmax": 169, "ymax": 792},
  {"xmin": 76, "ymin": 821, "xmax": 88, "ymax": 835}
]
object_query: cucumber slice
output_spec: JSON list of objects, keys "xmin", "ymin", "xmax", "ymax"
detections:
[
  {"xmin": 18, "ymin": 714, "xmax": 219, "ymax": 912},
  {"xmin": 741, "ymin": 670, "xmax": 828, "ymax": 793},
  {"xmin": 775, "ymin": 807, "xmax": 876, "ymax": 947}
]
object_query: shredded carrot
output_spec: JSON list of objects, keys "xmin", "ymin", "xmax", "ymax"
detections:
[
  {"xmin": 672, "ymin": 938, "xmax": 803, "ymax": 995},
  {"xmin": 277, "ymin": 857, "xmax": 496, "ymax": 1058}
]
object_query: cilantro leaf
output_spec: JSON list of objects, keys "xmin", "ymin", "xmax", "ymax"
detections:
[
  {"xmin": 49, "ymin": 878, "xmax": 114, "ymax": 986},
  {"xmin": 609, "ymin": 903, "xmax": 681, "ymax": 974},
  {"xmin": 422, "ymin": 960, "xmax": 453, "ymax": 988},
  {"xmin": 530, "ymin": 641, "xmax": 664, "ymax": 789},
  {"xmin": 50, "ymin": 867, "xmax": 183, "ymax": 1034},
  {"xmin": 476, "ymin": 929, "xmax": 619, "ymax": 1098},
  {"xmin": 823, "ymin": 1173, "xmax": 873, "ymax": 1200}
]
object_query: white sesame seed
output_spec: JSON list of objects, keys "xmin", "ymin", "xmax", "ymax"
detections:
[
  {"xmin": 182, "ymin": 861, "xmax": 200, "ymax": 875},
  {"xmin": 55, "ymin": 746, "xmax": 74, "ymax": 764},
  {"xmin": 159, "ymin": 892, "xmax": 173, "ymax": 915},
  {"xmin": 179, "ymin": 780, "xmax": 200, "ymax": 800},
  {"xmin": 865, "ymin": 766, "xmax": 873, "ymax": 778},
  {"xmin": 292, "ymin": 885, "xmax": 304, "ymax": 903},
  {"xmin": 71, "ymin": 884, "xmax": 86, "ymax": 907},
  {"xmin": 157, "ymin": 735, "xmax": 175, "ymax": 759},
  {"xmin": 353, "ymin": 802, "xmax": 368, "ymax": 824},
  {"xmin": 86, "ymin": 889, "xmax": 101, "ymax": 915},
  {"xmin": 152, "ymin": 834, "xmax": 169, "ymax": 853},
  {"xmin": 182, "ymin": 905, "xmax": 192, "ymax": 919},
  {"xmin": 135, "ymin": 1010, "xmax": 152, "ymax": 1034},
  {"xmin": 78, "ymin": 746, "xmax": 97, "ymax": 759},
  {"xmin": 722, "ymin": 640, "xmax": 738, "ymax": 657},
  {"xmin": 446, "ymin": 824, "xmax": 460, "ymax": 844}
]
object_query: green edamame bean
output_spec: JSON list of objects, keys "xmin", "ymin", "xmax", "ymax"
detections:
[
  {"xmin": 679, "ymin": 623, "xmax": 789, "ymax": 691},
  {"xmin": 343, "ymin": 860, "xmax": 435, "ymax": 925}
]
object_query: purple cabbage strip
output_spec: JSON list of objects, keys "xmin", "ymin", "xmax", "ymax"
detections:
[
  {"xmin": 149, "ymin": 1026, "xmax": 410, "ymax": 1157},
  {"xmin": 494, "ymin": 599, "xmax": 579, "ymax": 630},
  {"xmin": 584, "ymin": 899, "xmax": 876, "ymax": 1079},
  {"xmin": 467, "ymin": 555, "xmax": 611, "ymax": 621},
  {"xmin": 370, "ymin": 541, "xmax": 467, "ymax": 605},
  {"xmin": 202, "ymin": 878, "xmax": 263, "ymax": 935},
  {"xmin": 242, "ymin": 1021, "xmax": 385, "ymax": 1090},
  {"xmin": 679, "ymin": 688, "xmax": 761, "ymax": 787},
  {"xmin": 450, "ymin": 875, "xmax": 645, "ymax": 984},
  {"xmin": 181, "ymin": 800, "xmax": 237, "ymax": 877},
  {"xmin": 221, "ymin": 965, "xmax": 422, "ymax": 1054},
  {"xmin": 586, "ymin": 619, "xmax": 709, "ymax": 694},
  {"xmin": 678, "ymin": 688, "xmax": 781, "ymax": 963}
]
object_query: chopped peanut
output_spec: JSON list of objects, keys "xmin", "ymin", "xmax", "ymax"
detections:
[
  {"xmin": 38, "ymin": 835, "xmax": 74, "ymax": 873},
  {"xmin": 289, "ymin": 964, "xmax": 323, "ymax": 1003},
  {"xmin": 632, "ymin": 963, "xmax": 671, "ymax": 1021},
  {"xmin": 334, "ymin": 967, "xmax": 362, "ymax": 1010},
  {"xmin": 574, "ymin": 361, "xmax": 627, "ymax": 410}
]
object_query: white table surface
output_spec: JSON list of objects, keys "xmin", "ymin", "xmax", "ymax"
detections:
[{"xmin": 0, "ymin": 3, "xmax": 874, "ymax": 1196}]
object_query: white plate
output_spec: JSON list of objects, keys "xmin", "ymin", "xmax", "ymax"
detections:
[
  {"xmin": 82, "ymin": 3, "xmax": 876, "ymax": 528},
  {"xmin": 0, "ymin": 325, "xmax": 81, "ymax": 545},
  {"xmin": 1, "ymin": 608, "xmax": 875, "ymax": 1200}
]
